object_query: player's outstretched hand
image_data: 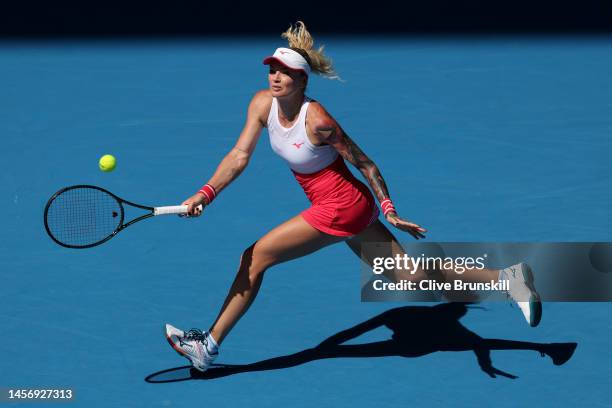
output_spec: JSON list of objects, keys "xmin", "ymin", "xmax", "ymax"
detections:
[
  {"xmin": 181, "ymin": 193, "xmax": 206, "ymax": 217},
  {"xmin": 386, "ymin": 213, "xmax": 427, "ymax": 240}
]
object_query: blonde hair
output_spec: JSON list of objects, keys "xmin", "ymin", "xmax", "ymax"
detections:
[{"xmin": 281, "ymin": 21, "xmax": 341, "ymax": 80}]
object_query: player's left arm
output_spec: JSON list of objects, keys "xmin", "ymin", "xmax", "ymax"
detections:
[{"xmin": 307, "ymin": 102, "xmax": 426, "ymax": 239}]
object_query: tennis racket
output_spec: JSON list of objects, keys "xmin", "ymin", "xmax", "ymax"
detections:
[{"xmin": 43, "ymin": 185, "xmax": 201, "ymax": 249}]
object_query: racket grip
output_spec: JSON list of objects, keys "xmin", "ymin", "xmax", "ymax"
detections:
[{"xmin": 154, "ymin": 204, "xmax": 203, "ymax": 216}]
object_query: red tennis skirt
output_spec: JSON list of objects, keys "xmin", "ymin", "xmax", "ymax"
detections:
[{"xmin": 293, "ymin": 156, "xmax": 379, "ymax": 237}]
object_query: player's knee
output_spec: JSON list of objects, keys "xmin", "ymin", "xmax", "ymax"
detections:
[
  {"xmin": 251, "ymin": 252, "xmax": 276, "ymax": 277},
  {"xmin": 239, "ymin": 244, "xmax": 273, "ymax": 280}
]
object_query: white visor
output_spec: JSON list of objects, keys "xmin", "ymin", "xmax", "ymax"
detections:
[{"xmin": 263, "ymin": 47, "xmax": 311, "ymax": 76}]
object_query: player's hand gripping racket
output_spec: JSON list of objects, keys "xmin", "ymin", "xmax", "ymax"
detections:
[{"xmin": 44, "ymin": 185, "xmax": 201, "ymax": 249}]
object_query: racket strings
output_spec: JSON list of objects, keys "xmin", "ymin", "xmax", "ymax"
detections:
[{"xmin": 45, "ymin": 187, "xmax": 122, "ymax": 247}]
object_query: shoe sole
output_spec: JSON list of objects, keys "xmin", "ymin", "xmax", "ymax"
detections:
[
  {"xmin": 521, "ymin": 264, "xmax": 542, "ymax": 327},
  {"xmin": 164, "ymin": 324, "xmax": 207, "ymax": 372}
]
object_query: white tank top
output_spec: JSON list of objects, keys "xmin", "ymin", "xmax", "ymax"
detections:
[{"xmin": 267, "ymin": 96, "xmax": 338, "ymax": 174}]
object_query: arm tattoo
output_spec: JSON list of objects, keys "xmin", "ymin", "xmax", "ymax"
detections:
[{"xmin": 317, "ymin": 123, "xmax": 392, "ymax": 203}]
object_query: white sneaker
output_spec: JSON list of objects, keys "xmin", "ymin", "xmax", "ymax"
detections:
[
  {"xmin": 165, "ymin": 323, "xmax": 218, "ymax": 372},
  {"xmin": 501, "ymin": 263, "xmax": 542, "ymax": 327}
]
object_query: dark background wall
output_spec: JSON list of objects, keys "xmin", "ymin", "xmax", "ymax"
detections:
[{"xmin": 1, "ymin": 0, "xmax": 611, "ymax": 37}]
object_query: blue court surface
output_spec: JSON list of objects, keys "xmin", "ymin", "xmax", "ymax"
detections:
[{"xmin": 1, "ymin": 36, "xmax": 611, "ymax": 407}]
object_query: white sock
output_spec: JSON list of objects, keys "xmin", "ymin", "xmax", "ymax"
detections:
[{"xmin": 206, "ymin": 331, "xmax": 219, "ymax": 354}]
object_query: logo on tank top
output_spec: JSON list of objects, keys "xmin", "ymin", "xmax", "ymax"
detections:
[{"xmin": 293, "ymin": 142, "xmax": 305, "ymax": 149}]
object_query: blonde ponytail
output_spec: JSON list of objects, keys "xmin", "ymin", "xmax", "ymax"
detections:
[{"xmin": 281, "ymin": 21, "xmax": 340, "ymax": 80}]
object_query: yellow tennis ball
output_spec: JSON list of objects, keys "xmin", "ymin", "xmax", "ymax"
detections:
[{"xmin": 99, "ymin": 154, "xmax": 117, "ymax": 172}]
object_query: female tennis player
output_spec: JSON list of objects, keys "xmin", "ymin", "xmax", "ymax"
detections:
[{"xmin": 165, "ymin": 22, "xmax": 541, "ymax": 372}]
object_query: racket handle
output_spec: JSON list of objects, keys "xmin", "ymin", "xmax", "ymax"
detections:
[{"xmin": 154, "ymin": 204, "xmax": 203, "ymax": 216}]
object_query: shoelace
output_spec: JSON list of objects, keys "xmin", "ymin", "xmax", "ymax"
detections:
[
  {"xmin": 181, "ymin": 329, "xmax": 208, "ymax": 348},
  {"xmin": 184, "ymin": 328, "xmax": 209, "ymax": 348}
]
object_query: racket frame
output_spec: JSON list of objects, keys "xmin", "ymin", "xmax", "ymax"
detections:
[{"xmin": 44, "ymin": 184, "xmax": 155, "ymax": 249}]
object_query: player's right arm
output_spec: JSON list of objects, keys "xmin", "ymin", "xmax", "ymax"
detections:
[{"xmin": 182, "ymin": 90, "xmax": 272, "ymax": 216}]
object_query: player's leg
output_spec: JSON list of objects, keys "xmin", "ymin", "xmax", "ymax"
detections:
[
  {"xmin": 347, "ymin": 220, "xmax": 541, "ymax": 325},
  {"xmin": 166, "ymin": 214, "xmax": 345, "ymax": 371}
]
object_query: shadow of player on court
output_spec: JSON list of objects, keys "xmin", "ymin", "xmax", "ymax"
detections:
[{"xmin": 145, "ymin": 303, "xmax": 577, "ymax": 383}]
